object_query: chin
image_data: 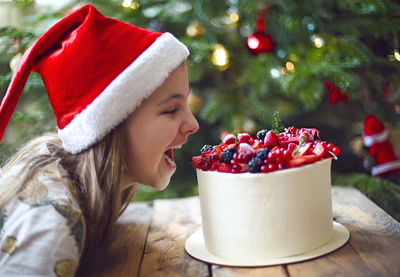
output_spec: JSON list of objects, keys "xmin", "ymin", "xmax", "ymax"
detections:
[
  {"xmin": 146, "ymin": 174, "xmax": 172, "ymax": 191},
  {"xmin": 151, "ymin": 179, "xmax": 170, "ymax": 191}
]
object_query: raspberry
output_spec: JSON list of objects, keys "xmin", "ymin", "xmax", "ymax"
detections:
[
  {"xmin": 238, "ymin": 133, "xmax": 251, "ymax": 144},
  {"xmin": 256, "ymin": 148, "xmax": 269, "ymax": 160},
  {"xmin": 247, "ymin": 156, "xmax": 263, "ymax": 173},
  {"xmin": 217, "ymin": 162, "xmax": 233, "ymax": 173},
  {"xmin": 257, "ymin": 129, "xmax": 268, "ymax": 141},
  {"xmin": 234, "ymin": 143, "xmax": 256, "ymax": 163},
  {"xmin": 200, "ymin": 145, "xmax": 213, "ymax": 153},
  {"xmin": 223, "ymin": 134, "xmax": 236, "ymax": 144},
  {"xmin": 192, "ymin": 156, "xmax": 203, "ymax": 169},
  {"xmin": 219, "ymin": 148, "xmax": 237, "ymax": 163}
]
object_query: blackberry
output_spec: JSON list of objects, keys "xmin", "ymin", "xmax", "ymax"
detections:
[
  {"xmin": 247, "ymin": 157, "xmax": 263, "ymax": 173},
  {"xmin": 219, "ymin": 148, "xmax": 237, "ymax": 163},
  {"xmin": 200, "ymin": 145, "xmax": 213, "ymax": 153},
  {"xmin": 257, "ymin": 129, "xmax": 268, "ymax": 141},
  {"xmin": 256, "ymin": 148, "xmax": 270, "ymax": 160}
]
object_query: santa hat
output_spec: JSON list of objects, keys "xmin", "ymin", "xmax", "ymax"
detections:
[
  {"xmin": 0, "ymin": 5, "xmax": 189, "ymax": 154},
  {"xmin": 363, "ymin": 115, "xmax": 400, "ymax": 176}
]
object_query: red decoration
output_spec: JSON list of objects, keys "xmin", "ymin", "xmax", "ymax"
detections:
[
  {"xmin": 324, "ymin": 81, "xmax": 348, "ymax": 105},
  {"xmin": 363, "ymin": 115, "xmax": 400, "ymax": 176},
  {"xmin": 246, "ymin": 9, "xmax": 274, "ymax": 55}
]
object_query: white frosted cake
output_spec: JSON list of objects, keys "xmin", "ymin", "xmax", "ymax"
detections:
[
  {"xmin": 197, "ymin": 158, "xmax": 333, "ymax": 260},
  {"xmin": 191, "ymin": 127, "xmax": 341, "ymax": 261}
]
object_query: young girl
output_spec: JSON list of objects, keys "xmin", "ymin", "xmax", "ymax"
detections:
[{"xmin": 0, "ymin": 5, "xmax": 198, "ymax": 276}]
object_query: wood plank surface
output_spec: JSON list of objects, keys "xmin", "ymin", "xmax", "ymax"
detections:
[
  {"xmin": 79, "ymin": 186, "xmax": 400, "ymax": 277},
  {"xmin": 286, "ymin": 187, "xmax": 400, "ymax": 277},
  {"xmin": 212, "ymin": 266, "xmax": 289, "ymax": 277},
  {"xmin": 78, "ymin": 202, "xmax": 153, "ymax": 277},
  {"xmin": 139, "ymin": 197, "xmax": 209, "ymax": 276}
]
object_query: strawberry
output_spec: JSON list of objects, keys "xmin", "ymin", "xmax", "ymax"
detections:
[
  {"xmin": 264, "ymin": 131, "xmax": 279, "ymax": 147},
  {"xmin": 287, "ymin": 143, "xmax": 297, "ymax": 153},
  {"xmin": 296, "ymin": 142, "xmax": 312, "ymax": 156},
  {"xmin": 312, "ymin": 142, "xmax": 326, "ymax": 158},
  {"xmin": 279, "ymin": 136, "xmax": 300, "ymax": 148},
  {"xmin": 251, "ymin": 140, "xmax": 263, "ymax": 151},
  {"xmin": 299, "ymin": 131, "xmax": 314, "ymax": 144},
  {"xmin": 288, "ymin": 155, "xmax": 318, "ymax": 168}
]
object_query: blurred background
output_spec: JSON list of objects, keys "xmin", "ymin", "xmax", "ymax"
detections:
[{"xmin": 0, "ymin": 0, "xmax": 399, "ymax": 220}]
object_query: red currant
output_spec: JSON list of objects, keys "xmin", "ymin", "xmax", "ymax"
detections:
[{"xmin": 332, "ymin": 147, "xmax": 341, "ymax": 156}]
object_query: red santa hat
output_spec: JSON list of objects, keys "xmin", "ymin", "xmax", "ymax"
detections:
[
  {"xmin": 0, "ymin": 5, "xmax": 189, "ymax": 154},
  {"xmin": 363, "ymin": 115, "xmax": 400, "ymax": 176}
]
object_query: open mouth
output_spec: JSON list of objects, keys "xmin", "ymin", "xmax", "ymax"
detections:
[{"xmin": 164, "ymin": 145, "xmax": 181, "ymax": 167}]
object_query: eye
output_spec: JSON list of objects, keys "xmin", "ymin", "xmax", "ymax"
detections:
[{"xmin": 163, "ymin": 108, "xmax": 178, "ymax": 114}]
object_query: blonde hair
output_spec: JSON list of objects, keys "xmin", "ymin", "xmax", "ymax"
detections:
[{"xmin": 0, "ymin": 123, "xmax": 136, "ymax": 267}]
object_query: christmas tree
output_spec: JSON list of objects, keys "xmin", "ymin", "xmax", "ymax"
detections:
[{"xmin": 0, "ymin": 0, "xmax": 399, "ymax": 218}]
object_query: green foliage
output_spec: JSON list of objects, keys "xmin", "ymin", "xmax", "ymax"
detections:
[
  {"xmin": 271, "ymin": 111, "xmax": 284, "ymax": 133},
  {"xmin": 333, "ymin": 173, "xmax": 400, "ymax": 221}
]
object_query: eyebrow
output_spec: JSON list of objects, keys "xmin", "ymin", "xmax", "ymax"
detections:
[{"xmin": 157, "ymin": 93, "xmax": 186, "ymax": 105}]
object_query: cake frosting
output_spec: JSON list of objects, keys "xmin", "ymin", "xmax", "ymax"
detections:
[{"xmin": 196, "ymin": 158, "xmax": 333, "ymax": 260}]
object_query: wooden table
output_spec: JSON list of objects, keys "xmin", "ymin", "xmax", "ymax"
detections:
[{"xmin": 80, "ymin": 187, "xmax": 400, "ymax": 276}]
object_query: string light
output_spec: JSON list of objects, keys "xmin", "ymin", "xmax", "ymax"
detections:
[
  {"xmin": 288, "ymin": 53, "xmax": 299, "ymax": 62},
  {"xmin": 286, "ymin": 61, "xmax": 295, "ymax": 72},
  {"xmin": 227, "ymin": 7, "xmax": 239, "ymax": 24},
  {"xmin": 270, "ymin": 68, "xmax": 280, "ymax": 79},
  {"xmin": 394, "ymin": 49, "xmax": 400, "ymax": 62},
  {"xmin": 230, "ymin": 12, "xmax": 239, "ymax": 23},
  {"xmin": 186, "ymin": 21, "xmax": 205, "ymax": 37},
  {"xmin": 122, "ymin": 0, "xmax": 139, "ymax": 9},
  {"xmin": 211, "ymin": 44, "xmax": 229, "ymax": 71},
  {"xmin": 311, "ymin": 34, "xmax": 324, "ymax": 48}
]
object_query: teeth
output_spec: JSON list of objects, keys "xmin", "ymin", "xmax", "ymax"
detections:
[
  {"xmin": 164, "ymin": 154, "xmax": 176, "ymax": 166},
  {"xmin": 173, "ymin": 145, "xmax": 182, "ymax": 149}
]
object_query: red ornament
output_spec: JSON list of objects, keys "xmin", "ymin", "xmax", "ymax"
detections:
[
  {"xmin": 324, "ymin": 81, "xmax": 348, "ymax": 105},
  {"xmin": 247, "ymin": 9, "xmax": 274, "ymax": 55}
]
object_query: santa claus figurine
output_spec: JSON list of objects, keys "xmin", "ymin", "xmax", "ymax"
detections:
[{"xmin": 363, "ymin": 115, "xmax": 400, "ymax": 176}]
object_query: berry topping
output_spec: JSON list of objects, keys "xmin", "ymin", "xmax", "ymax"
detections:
[
  {"xmin": 257, "ymin": 129, "xmax": 268, "ymax": 141},
  {"xmin": 217, "ymin": 162, "xmax": 233, "ymax": 173},
  {"xmin": 235, "ymin": 143, "xmax": 256, "ymax": 163},
  {"xmin": 220, "ymin": 148, "xmax": 237, "ymax": 163},
  {"xmin": 223, "ymin": 134, "xmax": 236, "ymax": 145},
  {"xmin": 256, "ymin": 148, "xmax": 270, "ymax": 160},
  {"xmin": 312, "ymin": 142, "xmax": 326, "ymax": 158},
  {"xmin": 264, "ymin": 131, "xmax": 279, "ymax": 147},
  {"xmin": 247, "ymin": 156, "xmax": 263, "ymax": 173},
  {"xmin": 193, "ymin": 126, "xmax": 340, "ymax": 174},
  {"xmin": 238, "ymin": 133, "xmax": 251, "ymax": 144},
  {"xmin": 200, "ymin": 145, "xmax": 213, "ymax": 153}
]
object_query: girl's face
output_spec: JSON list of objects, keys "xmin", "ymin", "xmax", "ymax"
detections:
[{"xmin": 124, "ymin": 62, "xmax": 199, "ymax": 190}]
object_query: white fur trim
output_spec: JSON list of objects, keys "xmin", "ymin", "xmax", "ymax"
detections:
[
  {"xmin": 58, "ymin": 33, "xmax": 189, "ymax": 154},
  {"xmin": 371, "ymin": 160, "xmax": 400, "ymax": 176},
  {"xmin": 363, "ymin": 129, "xmax": 388, "ymax": 147}
]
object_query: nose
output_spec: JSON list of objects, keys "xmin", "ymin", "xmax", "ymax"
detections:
[{"xmin": 182, "ymin": 107, "xmax": 199, "ymax": 136}]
